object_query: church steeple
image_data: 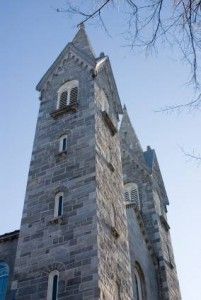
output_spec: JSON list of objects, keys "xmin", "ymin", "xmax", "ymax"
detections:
[
  {"xmin": 120, "ymin": 105, "xmax": 145, "ymax": 164},
  {"xmin": 36, "ymin": 25, "xmax": 96, "ymax": 92},
  {"xmin": 72, "ymin": 23, "xmax": 95, "ymax": 59}
]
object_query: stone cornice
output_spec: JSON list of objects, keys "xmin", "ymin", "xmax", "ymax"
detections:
[{"xmin": 0, "ymin": 230, "xmax": 19, "ymax": 243}]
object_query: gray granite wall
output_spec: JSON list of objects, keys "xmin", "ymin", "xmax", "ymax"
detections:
[
  {"xmin": 94, "ymin": 70, "xmax": 133, "ymax": 299},
  {"xmin": 120, "ymin": 117, "xmax": 181, "ymax": 300},
  {"xmin": 126, "ymin": 208, "xmax": 159, "ymax": 300},
  {"xmin": 12, "ymin": 55, "xmax": 99, "ymax": 300}
]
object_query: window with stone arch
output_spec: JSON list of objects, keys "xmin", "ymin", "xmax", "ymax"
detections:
[
  {"xmin": 54, "ymin": 192, "xmax": 63, "ymax": 218},
  {"xmin": 57, "ymin": 80, "xmax": 78, "ymax": 109},
  {"xmin": 0, "ymin": 262, "xmax": 9, "ymax": 300},
  {"xmin": 133, "ymin": 262, "xmax": 146, "ymax": 300},
  {"xmin": 124, "ymin": 182, "xmax": 140, "ymax": 209},
  {"xmin": 47, "ymin": 270, "xmax": 59, "ymax": 300}
]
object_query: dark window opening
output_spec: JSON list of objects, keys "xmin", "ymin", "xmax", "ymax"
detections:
[
  {"xmin": 62, "ymin": 137, "xmax": 67, "ymax": 151},
  {"xmin": 58, "ymin": 196, "xmax": 63, "ymax": 217},
  {"xmin": 52, "ymin": 274, "xmax": 58, "ymax": 300}
]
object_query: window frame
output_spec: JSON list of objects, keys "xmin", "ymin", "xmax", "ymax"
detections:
[
  {"xmin": 59, "ymin": 135, "xmax": 67, "ymax": 153},
  {"xmin": 57, "ymin": 80, "xmax": 79, "ymax": 110},
  {"xmin": 133, "ymin": 262, "xmax": 146, "ymax": 300},
  {"xmin": 124, "ymin": 182, "xmax": 140, "ymax": 209},
  {"xmin": 47, "ymin": 270, "xmax": 59, "ymax": 300},
  {"xmin": 54, "ymin": 192, "xmax": 64, "ymax": 218}
]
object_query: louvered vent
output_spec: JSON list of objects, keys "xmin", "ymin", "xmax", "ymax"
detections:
[
  {"xmin": 124, "ymin": 191, "xmax": 130, "ymax": 202},
  {"xmin": 131, "ymin": 188, "xmax": 138, "ymax": 203},
  {"xmin": 59, "ymin": 91, "xmax": 68, "ymax": 109},
  {"xmin": 70, "ymin": 87, "xmax": 78, "ymax": 105},
  {"xmin": 124, "ymin": 183, "xmax": 141, "ymax": 209}
]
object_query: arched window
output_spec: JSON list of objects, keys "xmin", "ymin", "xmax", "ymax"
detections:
[
  {"xmin": 124, "ymin": 183, "xmax": 140, "ymax": 209},
  {"xmin": 57, "ymin": 80, "xmax": 78, "ymax": 109},
  {"xmin": 54, "ymin": 193, "xmax": 63, "ymax": 218},
  {"xmin": 133, "ymin": 263, "xmax": 146, "ymax": 300},
  {"xmin": 59, "ymin": 135, "xmax": 67, "ymax": 153},
  {"xmin": 47, "ymin": 270, "xmax": 59, "ymax": 300},
  {"xmin": 0, "ymin": 262, "xmax": 9, "ymax": 300}
]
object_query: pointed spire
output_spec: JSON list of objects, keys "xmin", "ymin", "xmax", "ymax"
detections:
[
  {"xmin": 120, "ymin": 106, "xmax": 145, "ymax": 162},
  {"xmin": 72, "ymin": 23, "xmax": 95, "ymax": 59}
]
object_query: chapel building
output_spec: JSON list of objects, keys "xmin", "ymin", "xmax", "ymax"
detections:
[{"xmin": 0, "ymin": 25, "xmax": 181, "ymax": 300}]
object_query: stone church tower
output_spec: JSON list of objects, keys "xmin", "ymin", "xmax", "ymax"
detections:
[{"xmin": 0, "ymin": 26, "xmax": 181, "ymax": 300}]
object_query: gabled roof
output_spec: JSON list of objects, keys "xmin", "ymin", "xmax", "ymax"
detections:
[
  {"xmin": 95, "ymin": 55, "xmax": 122, "ymax": 114},
  {"xmin": 0, "ymin": 229, "xmax": 19, "ymax": 243},
  {"xmin": 144, "ymin": 146, "xmax": 169, "ymax": 205},
  {"xmin": 36, "ymin": 24, "xmax": 96, "ymax": 92},
  {"xmin": 36, "ymin": 25, "xmax": 123, "ymax": 114},
  {"xmin": 72, "ymin": 23, "xmax": 95, "ymax": 59},
  {"xmin": 120, "ymin": 106, "xmax": 145, "ymax": 161}
]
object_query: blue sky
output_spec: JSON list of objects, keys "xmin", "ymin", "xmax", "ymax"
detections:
[{"xmin": 0, "ymin": 1, "xmax": 201, "ymax": 299}]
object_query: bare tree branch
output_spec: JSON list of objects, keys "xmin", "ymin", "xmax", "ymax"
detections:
[
  {"xmin": 180, "ymin": 146, "xmax": 201, "ymax": 163},
  {"xmin": 58, "ymin": 0, "xmax": 201, "ymax": 112}
]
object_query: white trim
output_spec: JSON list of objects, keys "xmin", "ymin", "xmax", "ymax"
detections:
[{"xmin": 47, "ymin": 270, "xmax": 59, "ymax": 300}]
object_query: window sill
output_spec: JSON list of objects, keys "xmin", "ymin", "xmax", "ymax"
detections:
[
  {"xmin": 57, "ymin": 150, "xmax": 67, "ymax": 157},
  {"xmin": 49, "ymin": 216, "xmax": 64, "ymax": 225},
  {"xmin": 102, "ymin": 111, "xmax": 117, "ymax": 136},
  {"xmin": 50, "ymin": 104, "xmax": 77, "ymax": 119},
  {"xmin": 111, "ymin": 226, "xmax": 120, "ymax": 239},
  {"xmin": 125, "ymin": 201, "xmax": 140, "ymax": 211}
]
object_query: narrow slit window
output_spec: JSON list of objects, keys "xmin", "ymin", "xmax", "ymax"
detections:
[
  {"xmin": 52, "ymin": 274, "xmax": 58, "ymax": 300},
  {"xmin": 62, "ymin": 137, "xmax": 67, "ymax": 152},
  {"xmin": 59, "ymin": 135, "xmax": 67, "ymax": 153},
  {"xmin": 58, "ymin": 195, "xmax": 63, "ymax": 217},
  {"xmin": 54, "ymin": 193, "xmax": 63, "ymax": 218},
  {"xmin": 47, "ymin": 270, "xmax": 59, "ymax": 300}
]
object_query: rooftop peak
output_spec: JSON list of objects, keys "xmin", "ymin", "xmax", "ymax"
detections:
[
  {"xmin": 120, "ymin": 108, "xmax": 145, "ymax": 162},
  {"xmin": 72, "ymin": 24, "xmax": 95, "ymax": 59}
]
